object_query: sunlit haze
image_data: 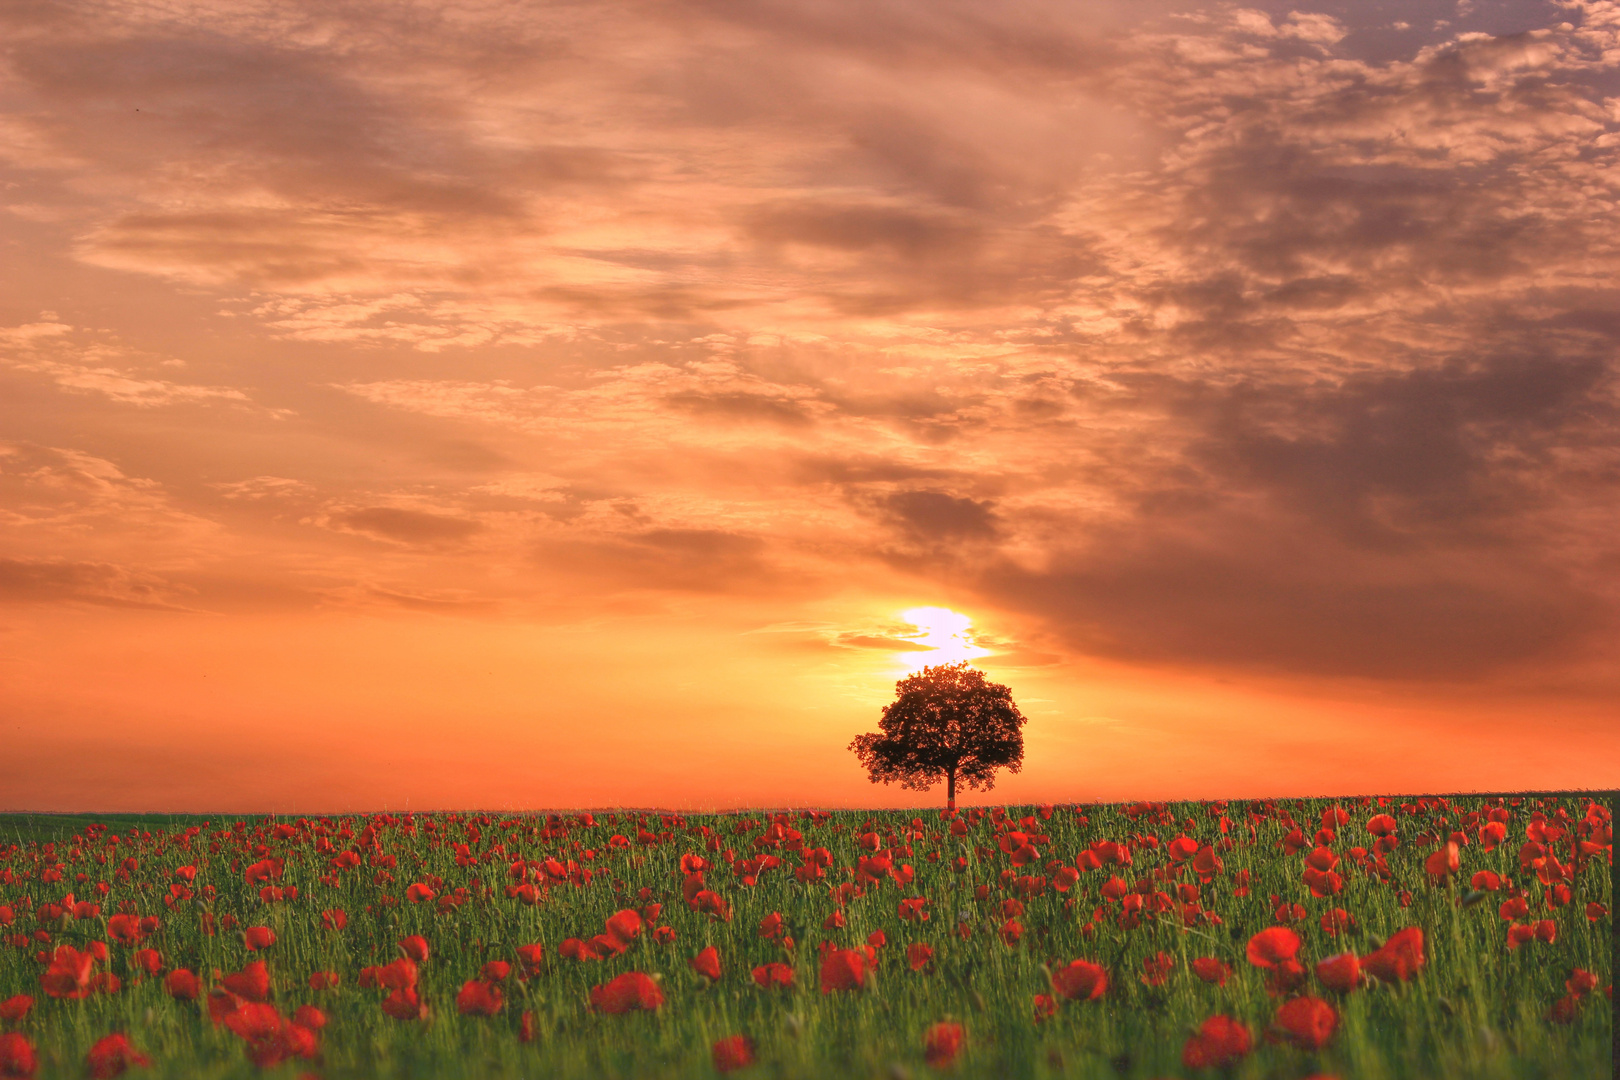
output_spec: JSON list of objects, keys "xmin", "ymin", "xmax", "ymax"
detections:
[
  {"xmin": 897, "ymin": 608, "xmax": 991, "ymax": 671},
  {"xmin": 2, "ymin": 0, "xmax": 1618, "ymax": 812}
]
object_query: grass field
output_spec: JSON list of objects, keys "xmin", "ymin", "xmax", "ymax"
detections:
[{"xmin": 0, "ymin": 795, "xmax": 1610, "ymax": 1079}]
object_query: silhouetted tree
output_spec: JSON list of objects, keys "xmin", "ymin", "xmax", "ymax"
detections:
[{"xmin": 849, "ymin": 662, "xmax": 1026, "ymax": 810}]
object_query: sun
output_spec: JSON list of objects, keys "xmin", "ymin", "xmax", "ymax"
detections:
[{"xmin": 897, "ymin": 606, "xmax": 991, "ymax": 671}]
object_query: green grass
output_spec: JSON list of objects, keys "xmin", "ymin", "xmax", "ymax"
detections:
[{"xmin": 0, "ymin": 796, "xmax": 1610, "ymax": 1079}]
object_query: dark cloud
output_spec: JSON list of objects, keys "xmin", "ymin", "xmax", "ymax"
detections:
[
  {"xmin": 882, "ymin": 491, "xmax": 999, "ymax": 542},
  {"xmin": 982, "ymin": 527, "xmax": 1601, "ymax": 679},
  {"xmin": 664, "ymin": 391, "xmax": 816, "ymax": 427},
  {"xmin": 743, "ymin": 201, "xmax": 983, "ymax": 260},
  {"xmin": 1187, "ymin": 352, "xmax": 1616, "ymax": 548},
  {"xmin": 0, "ymin": 557, "xmax": 191, "ymax": 610},
  {"xmin": 332, "ymin": 507, "xmax": 483, "ymax": 544}
]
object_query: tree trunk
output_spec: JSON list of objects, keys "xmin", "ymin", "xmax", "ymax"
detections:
[{"xmin": 947, "ymin": 769, "xmax": 956, "ymax": 812}]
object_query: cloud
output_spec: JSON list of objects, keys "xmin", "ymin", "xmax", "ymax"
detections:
[
  {"xmin": 0, "ymin": 556, "xmax": 194, "ymax": 610},
  {"xmin": 328, "ymin": 506, "xmax": 484, "ymax": 545},
  {"xmin": 881, "ymin": 490, "xmax": 999, "ymax": 541},
  {"xmin": 1, "ymin": 320, "xmax": 256, "ymax": 408},
  {"xmin": 2, "ymin": 0, "xmax": 1618, "ymax": 695},
  {"xmin": 535, "ymin": 528, "xmax": 790, "ymax": 595}
]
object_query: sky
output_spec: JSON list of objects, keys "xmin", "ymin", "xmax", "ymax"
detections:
[{"xmin": 2, "ymin": 0, "xmax": 1618, "ymax": 813}]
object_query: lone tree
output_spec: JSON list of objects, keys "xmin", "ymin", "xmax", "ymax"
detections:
[{"xmin": 849, "ymin": 661, "xmax": 1026, "ymax": 811}]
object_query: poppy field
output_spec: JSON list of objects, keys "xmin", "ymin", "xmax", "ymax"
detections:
[{"xmin": 0, "ymin": 795, "xmax": 1610, "ymax": 1080}]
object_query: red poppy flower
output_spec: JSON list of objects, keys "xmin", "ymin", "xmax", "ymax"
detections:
[
  {"xmin": 381, "ymin": 987, "xmax": 427, "ymax": 1021},
  {"xmin": 1246, "ymin": 927, "xmax": 1300, "ymax": 968},
  {"xmin": 752, "ymin": 962, "xmax": 793, "ymax": 989},
  {"xmin": 1319, "ymin": 909, "xmax": 1354, "ymax": 936},
  {"xmin": 85, "ymin": 1033, "xmax": 150, "ymax": 1079},
  {"xmin": 1499, "ymin": 896, "xmax": 1529, "ymax": 921},
  {"xmin": 1470, "ymin": 871, "xmax": 1502, "ymax": 891},
  {"xmin": 520, "ymin": 1011, "xmax": 535, "ymax": 1043},
  {"xmin": 558, "ymin": 938, "xmax": 599, "ymax": 962},
  {"xmin": 405, "ymin": 883, "xmax": 435, "ymax": 904},
  {"xmin": 457, "ymin": 979, "xmax": 503, "ymax": 1016},
  {"xmin": 999, "ymin": 919, "xmax": 1023, "ymax": 947},
  {"xmin": 1181, "ymin": 1015, "xmax": 1252, "ymax": 1070},
  {"xmin": 1191, "ymin": 958, "xmax": 1230, "ymax": 986},
  {"xmin": 1506, "ymin": 923, "xmax": 1536, "ymax": 951},
  {"xmin": 1167, "ymin": 836, "xmax": 1199, "ymax": 863},
  {"xmin": 1305, "ymin": 847, "xmax": 1338, "ymax": 872},
  {"xmin": 1052, "ymin": 866, "xmax": 1080, "ymax": 892},
  {"xmin": 376, "ymin": 958, "xmax": 418, "ymax": 994},
  {"xmin": 164, "ymin": 969, "xmax": 200, "ymax": 1001},
  {"xmin": 1051, "ymin": 959, "xmax": 1108, "ymax": 1001},
  {"xmin": 480, "ymin": 961, "xmax": 510, "ymax": 983},
  {"xmin": 380, "ymin": 990, "xmax": 427, "ymax": 1023},
  {"xmin": 898, "ymin": 897, "xmax": 930, "ymax": 920},
  {"xmin": 398, "ymin": 936, "xmax": 430, "ymax": 963},
  {"xmin": 307, "ymin": 971, "xmax": 339, "ymax": 991},
  {"xmin": 690, "ymin": 947, "xmax": 722, "ymax": 981},
  {"xmin": 243, "ymin": 927, "xmax": 275, "ymax": 952},
  {"xmin": 692, "ymin": 891, "xmax": 732, "ymax": 922},
  {"xmin": 590, "ymin": 972, "xmax": 663, "ymax": 1014},
  {"xmin": 39, "ymin": 945, "xmax": 95, "ymax": 1000},
  {"xmin": 292, "ymin": 1005, "xmax": 326, "ymax": 1030},
  {"xmin": 224, "ymin": 1003, "xmax": 299, "ymax": 1066},
  {"xmin": 210, "ymin": 984, "xmax": 252, "ymax": 1019},
  {"xmin": 1587, "ymin": 902, "xmax": 1609, "ymax": 922},
  {"xmin": 129, "ymin": 948, "xmax": 161, "ymax": 976},
  {"xmin": 1547, "ymin": 994, "xmax": 1581, "ymax": 1025},
  {"xmin": 1032, "ymin": 993, "xmax": 1058, "ymax": 1023},
  {"xmin": 1302, "ymin": 867, "xmax": 1344, "ymax": 898},
  {"xmin": 321, "ymin": 909, "xmax": 347, "ymax": 931},
  {"xmin": 1424, "ymin": 842, "xmax": 1461, "ymax": 881},
  {"xmin": 757, "ymin": 912, "xmax": 783, "ymax": 940},
  {"xmin": 924, "ymin": 1022, "xmax": 965, "ymax": 1068},
  {"xmin": 867, "ymin": 929, "xmax": 886, "ymax": 950},
  {"xmin": 0, "ymin": 1033, "xmax": 36, "ymax": 1080},
  {"xmin": 105, "ymin": 915, "xmax": 143, "ymax": 945},
  {"xmin": 72, "ymin": 902, "xmax": 101, "ymax": 921},
  {"xmin": 243, "ymin": 859, "xmax": 283, "ymax": 886},
  {"xmin": 218, "ymin": 960, "xmax": 271, "ymax": 1002},
  {"xmin": 0, "ymin": 996, "xmax": 31, "ymax": 1023},
  {"xmin": 1362, "ymin": 927, "xmax": 1424, "ymax": 982},
  {"xmin": 1533, "ymin": 919, "xmax": 1557, "ymax": 944},
  {"xmin": 1192, "ymin": 846, "xmax": 1223, "ymax": 882},
  {"xmin": 606, "ymin": 909, "xmax": 644, "ymax": 947},
  {"xmin": 1141, "ymin": 951, "xmax": 1175, "ymax": 987},
  {"xmin": 702, "ymin": 1034, "xmax": 752, "ymax": 1073},
  {"xmin": 1315, "ymin": 952, "xmax": 1361, "ymax": 993},
  {"xmin": 590, "ymin": 933, "xmax": 626, "ymax": 958},
  {"xmin": 516, "ymin": 943, "xmax": 546, "ymax": 978},
  {"xmin": 819, "ymin": 949, "xmax": 868, "ymax": 993},
  {"xmin": 1270, "ymin": 996, "xmax": 1337, "ymax": 1050},
  {"xmin": 908, "ymin": 943, "xmax": 935, "ymax": 972},
  {"xmin": 1566, "ymin": 968, "xmax": 1598, "ymax": 997},
  {"xmin": 1366, "ymin": 815, "xmax": 1398, "ymax": 837}
]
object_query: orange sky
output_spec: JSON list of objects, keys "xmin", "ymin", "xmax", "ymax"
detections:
[{"xmin": 3, "ymin": 0, "xmax": 1619, "ymax": 812}]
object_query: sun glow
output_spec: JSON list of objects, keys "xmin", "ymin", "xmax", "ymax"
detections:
[{"xmin": 898, "ymin": 607, "xmax": 991, "ymax": 671}]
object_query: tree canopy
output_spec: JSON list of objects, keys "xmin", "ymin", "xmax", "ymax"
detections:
[{"xmin": 848, "ymin": 662, "xmax": 1026, "ymax": 809}]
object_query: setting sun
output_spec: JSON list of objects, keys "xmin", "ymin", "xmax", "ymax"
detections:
[{"xmin": 897, "ymin": 607, "xmax": 991, "ymax": 671}]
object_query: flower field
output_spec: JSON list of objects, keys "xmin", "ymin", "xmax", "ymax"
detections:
[{"xmin": 0, "ymin": 795, "xmax": 1610, "ymax": 1079}]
